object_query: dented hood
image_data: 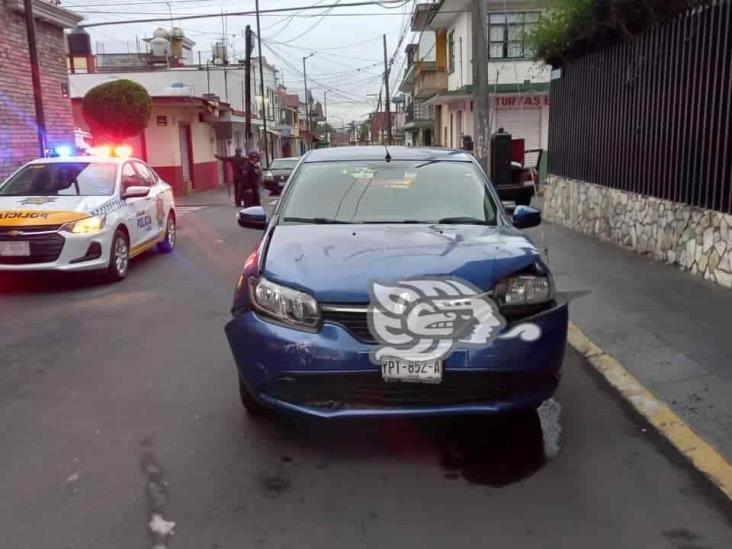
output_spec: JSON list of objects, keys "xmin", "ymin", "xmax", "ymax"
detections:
[{"xmin": 263, "ymin": 224, "xmax": 541, "ymax": 302}]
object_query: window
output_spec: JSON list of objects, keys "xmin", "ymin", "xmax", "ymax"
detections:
[
  {"xmin": 448, "ymin": 30, "xmax": 455, "ymax": 73},
  {"xmin": 121, "ymin": 163, "xmax": 142, "ymax": 190},
  {"xmin": 133, "ymin": 161, "xmax": 157, "ymax": 187},
  {"xmin": 0, "ymin": 163, "xmax": 117, "ymax": 197},
  {"xmin": 488, "ymin": 12, "xmax": 540, "ymax": 59},
  {"xmin": 279, "ymin": 161, "xmax": 497, "ymax": 225}
]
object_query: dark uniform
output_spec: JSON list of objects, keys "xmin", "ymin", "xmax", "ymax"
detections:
[{"xmin": 215, "ymin": 149, "xmax": 249, "ymax": 206}]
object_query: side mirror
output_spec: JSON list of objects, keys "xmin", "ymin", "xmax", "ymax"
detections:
[
  {"xmin": 512, "ymin": 205, "xmax": 541, "ymax": 229},
  {"xmin": 122, "ymin": 185, "xmax": 150, "ymax": 200},
  {"xmin": 238, "ymin": 206, "xmax": 266, "ymax": 229}
]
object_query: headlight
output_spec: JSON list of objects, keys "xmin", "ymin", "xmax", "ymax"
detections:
[
  {"xmin": 249, "ymin": 276, "xmax": 320, "ymax": 330},
  {"xmin": 264, "ymin": 170, "xmax": 274, "ymax": 180},
  {"xmin": 494, "ymin": 275, "xmax": 553, "ymax": 306},
  {"xmin": 62, "ymin": 214, "xmax": 106, "ymax": 234}
]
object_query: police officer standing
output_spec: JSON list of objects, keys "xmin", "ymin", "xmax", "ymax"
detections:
[{"xmin": 215, "ymin": 148, "xmax": 248, "ymax": 206}]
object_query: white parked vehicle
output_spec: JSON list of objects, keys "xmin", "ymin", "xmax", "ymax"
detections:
[{"xmin": 0, "ymin": 151, "xmax": 176, "ymax": 281}]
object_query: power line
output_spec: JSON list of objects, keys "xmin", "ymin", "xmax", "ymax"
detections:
[{"xmin": 79, "ymin": 0, "xmax": 415, "ymax": 27}]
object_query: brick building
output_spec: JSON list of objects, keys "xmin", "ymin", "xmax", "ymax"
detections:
[{"xmin": 0, "ymin": 0, "xmax": 82, "ymax": 181}]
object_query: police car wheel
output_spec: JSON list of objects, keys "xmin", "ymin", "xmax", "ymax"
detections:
[
  {"xmin": 157, "ymin": 212, "xmax": 176, "ymax": 253},
  {"xmin": 239, "ymin": 377, "xmax": 266, "ymax": 416},
  {"xmin": 106, "ymin": 229, "xmax": 129, "ymax": 282}
]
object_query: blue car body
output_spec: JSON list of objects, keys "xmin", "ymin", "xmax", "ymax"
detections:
[{"xmin": 225, "ymin": 147, "xmax": 568, "ymax": 418}]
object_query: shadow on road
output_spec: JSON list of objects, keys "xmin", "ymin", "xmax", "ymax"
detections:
[
  {"xmin": 255, "ymin": 406, "xmax": 559, "ymax": 488},
  {"xmin": 0, "ymin": 252, "xmax": 161, "ymax": 294}
]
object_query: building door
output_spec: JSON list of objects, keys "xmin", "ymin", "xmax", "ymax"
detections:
[
  {"xmin": 449, "ymin": 112, "xmax": 454, "ymax": 148},
  {"xmin": 178, "ymin": 123, "xmax": 194, "ymax": 190},
  {"xmin": 215, "ymin": 139, "xmax": 228, "ymax": 185}
]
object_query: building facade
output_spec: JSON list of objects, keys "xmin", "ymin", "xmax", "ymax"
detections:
[
  {"xmin": 69, "ymin": 34, "xmax": 299, "ymax": 194},
  {"xmin": 0, "ymin": 0, "xmax": 82, "ymax": 181},
  {"xmin": 404, "ymin": 0, "xmax": 549, "ymax": 156}
]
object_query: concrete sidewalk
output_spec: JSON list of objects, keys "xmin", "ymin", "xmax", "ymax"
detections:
[
  {"xmin": 176, "ymin": 188, "xmax": 234, "ymax": 207},
  {"xmin": 527, "ymin": 220, "xmax": 732, "ymax": 462}
]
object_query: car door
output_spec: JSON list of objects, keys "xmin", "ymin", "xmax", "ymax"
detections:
[
  {"xmin": 120, "ymin": 161, "xmax": 153, "ymax": 249},
  {"xmin": 132, "ymin": 161, "xmax": 166, "ymax": 239}
]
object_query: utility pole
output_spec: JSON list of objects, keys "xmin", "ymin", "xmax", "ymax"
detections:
[
  {"xmin": 244, "ymin": 25, "xmax": 253, "ymax": 151},
  {"xmin": 255, "ymin": 0, "xmax": 270, "ymax": 166},
  {"xmin": 23, "ymin": 0, "xmax": 47, "ymax": 156},
  {"xmin": 323, "ymin": 90, "xmax": 328, "ymax": 146},
  {"xmin": 382, "ymin": 34, "xmax": 392, "ymax": 145},
  {"xmin": 471, "ymin": 0, "xmax": 491, "ymax": 172},
  {"xmin": 302, "ymin": 54, "xmax": 313, "ymax": 151}
]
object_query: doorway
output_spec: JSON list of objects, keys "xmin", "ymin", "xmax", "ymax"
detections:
[{"xmin": 178, "ymin": 123, "xmax": 194, "ymax": 191}]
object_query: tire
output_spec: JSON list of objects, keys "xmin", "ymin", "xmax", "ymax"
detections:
[
  {"xmin": 157, "ymin": 211, "xmax": 176, "ymax": 253},
  {"xmin": 106, "ymin": 228, "xmax": 129, "ymax": 282},
  {"xmin": 239, "ymin": 377, "xmax": 266, "ymax": 416}
]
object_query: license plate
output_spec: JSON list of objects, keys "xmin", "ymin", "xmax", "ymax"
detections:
[
  {"xmin": 380, "ymin": 357, "xmax": 442, "ymax": 384},
  {"xmin": 0, "ymin": 241, "xmax": 30, "ymax": 256}
]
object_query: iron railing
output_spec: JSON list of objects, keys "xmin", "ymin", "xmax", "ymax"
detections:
[{"xmin": 548, "ymin": 0, "xmax": 732, "ymax": 214}]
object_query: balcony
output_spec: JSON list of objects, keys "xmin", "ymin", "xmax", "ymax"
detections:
[{"xmin": 413, "ymin": 61, "xmax": 447, "ymax": 100}]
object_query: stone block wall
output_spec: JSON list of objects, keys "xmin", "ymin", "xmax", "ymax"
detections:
[{"xmin": 543, "ymin": 175, "xmax": 732, "ymax": 289}]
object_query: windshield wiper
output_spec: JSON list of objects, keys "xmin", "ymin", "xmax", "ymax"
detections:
[
  {"xmin": 282, "ymin": 217, "xmax": 351, "ymax": 224},
  {"xmin": 436, "ymin": 216, "xmax": 490, "ymax": 225}
]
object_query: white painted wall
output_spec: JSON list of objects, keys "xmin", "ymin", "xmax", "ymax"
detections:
[
  {"xmin": 446, "ymin": 11, "xmax": 472, "ymax": 91},
  {"xmin": 69, "ymin": 60, "xmax": 281, "ymax": 119},
  {"xmin": 417, "ymin": 31, "xmax": 436, "ymax": 62}
]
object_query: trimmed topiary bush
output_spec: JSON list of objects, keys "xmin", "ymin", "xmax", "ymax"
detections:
[{"xmin": 82, "ymin": 79, "xmax": 152, "ymax": 141}]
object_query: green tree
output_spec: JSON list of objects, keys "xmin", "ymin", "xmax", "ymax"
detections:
[
  {"xmin": 82, "ymin": 79, "xmax": 152, "ymax": 141},
  {"xmin": 528, "ymin": 0, "xmax": 711, "ymax": 65}
]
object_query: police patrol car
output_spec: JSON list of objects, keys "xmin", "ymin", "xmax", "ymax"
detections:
[{"xmin": 0, "ymin": 146, "xmax": 176, "ymax": 281}]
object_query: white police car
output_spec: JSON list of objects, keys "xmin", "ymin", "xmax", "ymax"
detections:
[{"xmin": 0, "ymin": 147, "xmax": 176, "ymax": 281}]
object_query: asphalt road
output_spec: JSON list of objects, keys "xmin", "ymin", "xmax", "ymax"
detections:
[{"xmin": 0, "ymin": 195, "xmax": 730, "ymax": 548}]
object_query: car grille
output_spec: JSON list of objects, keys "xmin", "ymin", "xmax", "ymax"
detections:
[
  {"xmin": 263, "ymin": 372, "xmax": 557, "ymax": 409},
  {"xmin": 321, "ymin": 306, "xmax": 375, "ymax": 342},
  {"xmin": 0, "ymin": 231, "xmax": 65, "ymax": 264},
  {"xmin": 320, "ymin": 302, "xmax": 555, "ymax": 343}
]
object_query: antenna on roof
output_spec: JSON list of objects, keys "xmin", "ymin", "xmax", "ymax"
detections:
[{"xmin": 384, "ymin": 145, "xmax": 391, "ymax": 162}]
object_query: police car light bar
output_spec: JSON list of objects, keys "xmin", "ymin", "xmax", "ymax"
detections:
[{"xmin": 87, "ymin": 145, "xmax": 132, "ymax": 158}]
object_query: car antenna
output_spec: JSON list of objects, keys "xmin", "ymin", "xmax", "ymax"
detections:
[{"xmin": 384, "ymin": 145, "xmax": 391, "ymax": 162}]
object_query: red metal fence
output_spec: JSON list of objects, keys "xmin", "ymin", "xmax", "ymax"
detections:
[{"xmin": 548, "ymin": 0, "xmax": 732, "ymax": 214}]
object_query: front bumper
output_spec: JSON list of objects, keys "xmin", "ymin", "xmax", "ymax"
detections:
[
  {"xmin": 225, "ymin": 301, "xmax": 568, "ymax": 418},
  {"xmin": 0, "ymin": 228, "xmax": 113, "ymax": 272}
]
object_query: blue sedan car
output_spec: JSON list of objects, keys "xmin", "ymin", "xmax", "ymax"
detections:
[{"xmin": 225, "ymin": 147, "xmax": 568, "ymax": 418}]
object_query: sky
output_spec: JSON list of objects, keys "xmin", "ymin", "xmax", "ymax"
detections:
[{"xmin": 63, "ymin": 0, "xmax": 420, "ymax": 127}]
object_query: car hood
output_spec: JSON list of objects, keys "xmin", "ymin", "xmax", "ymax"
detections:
[
  {"xmin": 0, "ymin": 195, "xmax": 114, "ymax": 226},
  {"xmin": 268, "ymin": 169, "xmax": 292, "ymax": 176},
  {"xmin": 263, "ymin": 224, "xmax": 541, "ymax": 302}
]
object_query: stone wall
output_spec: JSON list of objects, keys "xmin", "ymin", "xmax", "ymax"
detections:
[{"xmin": 542, "ymin": 175, "xmax": 732, "ymax": 289}]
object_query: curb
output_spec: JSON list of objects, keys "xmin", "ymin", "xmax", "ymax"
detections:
[{"xmin": 567, "ymin": 322, "xmax": 732, "ymax": 501}]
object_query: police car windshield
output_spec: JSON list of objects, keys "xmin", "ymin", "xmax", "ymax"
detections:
[{"xmin": 0, "ymin": 162, "xmax": 117, "ymax": 197}]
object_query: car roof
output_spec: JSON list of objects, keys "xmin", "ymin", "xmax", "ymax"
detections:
[{"xmin": 303, "ymin": 146, "xmax": 474, "ymax": 163}]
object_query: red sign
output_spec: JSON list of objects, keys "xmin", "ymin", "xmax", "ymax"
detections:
[{"xmin": 494, "ymin": 95, "xmax": 549, "ymax": 109}]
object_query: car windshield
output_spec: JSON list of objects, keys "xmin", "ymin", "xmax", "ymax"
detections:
[
  {"xmin": 269, "ymin": 159, "xmax": 298, "ymax": 170},
  {"xmin": 0, "ymin": 162, "xmax": 117, "ymax": 197},
  {"xmin": 279, "ymin": 160, "xmax": 497, "ymax": 225}
]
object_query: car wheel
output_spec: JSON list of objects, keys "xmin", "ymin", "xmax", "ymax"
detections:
[
  {"xmin": 239, "ymin": 377, "xmax": 266, "ymax": 416},
  {"xmin": 106, "ymin": 229, "xmax": 129, "ymax": 282},
  {"xmin": 157, "ymin": 212, "xmax": 176, "ymax": 253}
]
